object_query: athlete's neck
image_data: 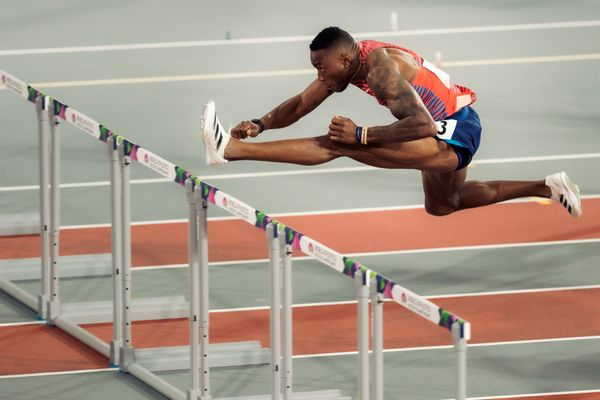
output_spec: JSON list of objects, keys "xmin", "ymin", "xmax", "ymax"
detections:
[{"xmin": 349, "ymin": 50, "xmax": 364, "ymax": 82}]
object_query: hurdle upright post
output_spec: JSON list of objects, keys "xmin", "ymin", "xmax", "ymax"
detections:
[
  {"xmin": 356, "ymin": 270, "xmax": 369, "ymax": 400},
  {"xmin": 47, "ymin": 98, "xmax": 61, "ymax": 323},
  {"xmin": 370, "ymin": 277, "xmax": 384, "ymax": 400},
  {"xmin": 452, "ymin": 323, "xmax": 468, "ymax": 400},
  {"xmin": 35, "ymin": 96, "xmax": 50, "ymax": 320},
  {"xmin": 118, "ymin": 139, "xmax": 135, "ymax": 370},
  {"xmin": 279, "ymin": 226, "xmax": 293, "ymax": 400},
  {"xmin": 194, "ymin": 187, "xmax": 211, "ymax": 400},
  {"xmin": 108, "ymin": 135, "xmax": 123, "ymax": 367},
  {"xmin": 186, "ymin": 179, "xmax": 201, "ymax": 400},
  {"xmin": 267, "ymin": 223, "xmax": 282, "ymax": 400}
]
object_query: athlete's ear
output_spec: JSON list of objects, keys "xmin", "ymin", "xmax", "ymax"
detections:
[{"xmin": 341, "ymin": 52, "xmax": 352, "ymax": 68}]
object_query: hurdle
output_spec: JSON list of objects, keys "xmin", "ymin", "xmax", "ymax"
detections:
[
  {"xmin": 1, "ymin": 69, "xmax": 471, "ymax": 399},
  {"xmin": 0, "ymin": 70, "xmax": 270, "ymax": 368}
]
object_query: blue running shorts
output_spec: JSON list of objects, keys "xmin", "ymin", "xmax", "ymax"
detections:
[{"xmin": 435, "ymin": 106, "xmax": 482, "ymax": 170}]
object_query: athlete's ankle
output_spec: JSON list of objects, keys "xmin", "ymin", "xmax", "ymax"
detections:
[
  {"xmin": 539, "ymin": 180, "xmax": 552, "ymax": 198},
  {"xmin": 222, "ymin": 138, "xmax": 237, "ymax": 160}
]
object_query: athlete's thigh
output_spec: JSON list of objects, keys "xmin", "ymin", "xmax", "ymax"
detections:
[
  {"xmin": 336, "ymin": 137, "xmax": 458, "ymax": 171},
  {"xmin": 421, "ymin": 167, "xmax": 468, "ymax": 209}
]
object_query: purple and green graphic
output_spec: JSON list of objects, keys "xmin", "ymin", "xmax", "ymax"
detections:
[
  {"xmin": 283, "ymin": 227, "xmax": 303, "ymax": 249},
  {"xmin": 438, "ymin": 308, "xmax": 466, "ymax": 335},
  {"xmin": 175, "ymin": 166, "xmax": 192, "ymax": 186},
  {"xmin": 52, "ymin": 99, "xmax": 69, "ymax": 120},
  {"xmin": 27, "ymin": 86, "xmax": 45, "ymax": 104},
  {"xmin": 200, "ymin": 182, "xmax": 219, "ymax": 204},
  {"xmin": 98, "ymin": 125, "xmax": 114, "ymax": 143},
  {"xmin": 255, "ymin": 211, "xmax": 274, "ymax": 230},
  {"xmin": 375, "ymin": 275, "xmax": 395, "ymax": 299}
]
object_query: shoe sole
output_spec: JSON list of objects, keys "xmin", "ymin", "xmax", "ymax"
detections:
[
  {"xmin": 201, "ymin": 102, "xmax": 218, "ymax": 165},
  {"xmin": 557, "ymin": 172, "xmax": 582, "ymax": 217}
]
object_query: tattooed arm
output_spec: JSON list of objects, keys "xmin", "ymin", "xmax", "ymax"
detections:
[
  {"xmin": 328, "ymin": 49, "xmax": 437, "ymax": 144},
  {"xmin": 364, "ymin": 50, "xmax": 437, "ymax": 143}
]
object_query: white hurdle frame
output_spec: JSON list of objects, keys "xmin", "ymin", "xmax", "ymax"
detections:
[
  {"xmin": 370, "ymin": 276, "xmax": 384, "ymax": 400},
  {"xmin": 187, "ymin": 179, "xmax": 212, "ymax": 400},
  {"xmin": 267, "ymin": 224, "xmax": 282, "ymax": 400},
  {"xmin": 279, "ymin": 227, "xmax": 293, "ymax": 400},
  {"xmin": 47, "ymin": 98, "xmax": 61, "ymax": 322},
  {"xmin": 118, "ymin": 139, "xmax": 135, "ymax": 368},
  {"xmin": 35, "ymin": 96, "xmax": 50, "ymax": 320},
  {"xmin": 108, "ymin": 135, "xmax": 123, "ymax": 366}
]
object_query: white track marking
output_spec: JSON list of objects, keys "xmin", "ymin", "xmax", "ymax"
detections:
[
  {"xmin": 0, "ymin": 320, "xmax": 45, "ymax": 327},
  {"xmin": 1, "ymin": 152, "xmax": 599, "ymax": 193},
  {"xmin": 0, "ymin": 368, "xmax": 117, "ymax": 380},
  {"xmin": 293, "ymin": 335, "xmax": 600, "ymax": 359},
  {"xmin": 10, "ymin": 53, "xmax": 599, "ymax": 89},
  {"xmin": 441, "ymin": 388, "xmax": 600, "ymax": 400},
  {"xmin": 131, "ymin": 237, "xmax": 600, "ymax": 272},
  {"xmin": 1, "ymin": 20, "xmax": 599, "ymax": 56},
  {"xmin": 203, "ymin": 283, "xmax": 600, "ymax": 314}
]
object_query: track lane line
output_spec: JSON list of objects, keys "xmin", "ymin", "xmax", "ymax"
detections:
[{"xmin": 1, "ymin": 20, "xmax": 599, "ymax": 56}]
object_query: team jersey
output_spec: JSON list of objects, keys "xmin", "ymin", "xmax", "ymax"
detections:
[{"xmin": 351, "ymin": 40, "xmax": 477, "ymax": 121}]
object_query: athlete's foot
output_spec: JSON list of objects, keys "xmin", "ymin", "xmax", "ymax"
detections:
[
  {"xmin": 200, "ymin": 101, "xmax": 230, "ymax": 165},
  {"xmin": 545, "ymin": 172, "xmax": 582, "ymax": 217}
]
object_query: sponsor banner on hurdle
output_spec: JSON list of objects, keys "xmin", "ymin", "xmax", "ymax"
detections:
[
  {"xmin": 212, "ymin": 190, "xmax": 258, "ymax": 225},
  {"xmin": 135, "ymin": 148, "xmax": 178, "ymax": 182},
  {"xmin": 64, "ymin": 107, "xmax": 102, "ymax": 140},
  {"xmin": 0, "ymin": 70, "xmax": 29, "ymax": 99},
  {"xmin": 298, "ymin": 235, "xmax": 344, "ymax": 273}
]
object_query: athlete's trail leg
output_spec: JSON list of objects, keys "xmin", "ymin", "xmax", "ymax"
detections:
[{"xmin": 422, "ymin": 169, "xmax": 551, "ymax": 216}]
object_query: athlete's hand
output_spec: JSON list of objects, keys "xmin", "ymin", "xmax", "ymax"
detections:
[
  {"xmin": 231, "ymin": 120, "xmax": 261, "ymax": 140},
  {"xmin": 328, "ymin": 115, "xmax": 358, "ymax": 144}
]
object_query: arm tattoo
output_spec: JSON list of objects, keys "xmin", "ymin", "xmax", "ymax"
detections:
[{"xmin": 366, "ymin": 63, "xmax": 434, "ymax": 143}]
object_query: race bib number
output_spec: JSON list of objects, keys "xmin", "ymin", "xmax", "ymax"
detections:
[
  {"xmin": 435, "ymin": 119, "xmax": 457, "ymax": 140},
  {"xmin": 422, "ymin": 60, "xmax": 451, "ymax": 88}
]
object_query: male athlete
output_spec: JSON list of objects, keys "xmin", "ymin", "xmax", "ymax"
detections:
[{"xmin": 200, "ymin": 27, "xmax": 581, "ymax": 217}]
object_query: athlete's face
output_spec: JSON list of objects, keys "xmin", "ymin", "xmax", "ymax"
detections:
[{"xmin": 310, "ymin": 48, "xmax": 354, "ymax": 93}]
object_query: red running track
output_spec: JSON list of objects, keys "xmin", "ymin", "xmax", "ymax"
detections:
[
  {"xmin": 0, "ymin": 198, "xmax": 599, "ymax": 400},
  {"xmin": 1, "ymin": 288, "xmax": 600, "ymax": 376},
  {"xmin": 0, "ymin": 199, "xmax": 598, "ymax": 266}
]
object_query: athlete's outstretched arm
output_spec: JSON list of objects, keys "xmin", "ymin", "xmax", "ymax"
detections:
[{"xmin": 231, "ymin": 79, "xmax": 332, "ymax": 139}]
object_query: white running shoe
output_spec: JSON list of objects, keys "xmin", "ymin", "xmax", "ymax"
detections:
[
  {"xmin": 545, "ymin": 172, "xmax": 582, "ymax": 217},
  {"xmin": 201, "ymin": 101, "xmax": 230, "ymax": 165}
]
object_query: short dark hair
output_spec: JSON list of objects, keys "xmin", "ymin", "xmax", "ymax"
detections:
[{"xmin": 309, "ymin": 27, "xmax": 355, "ymax": 51}]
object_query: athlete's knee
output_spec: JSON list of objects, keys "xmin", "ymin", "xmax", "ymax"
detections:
[{"xmin": 424, "ymin": 200, "xmax": 458, "ymax": 217}]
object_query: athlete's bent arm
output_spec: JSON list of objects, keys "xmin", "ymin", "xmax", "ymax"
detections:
[
  {"xmin": 366, "ymin": 61, "xmax": 437, "ymax": 143},
  {"xmin": 231, "ymin": 79, "xmax": 332, "ymax": 139},
  {"xmin": 329, "ymin": 52, "xmax": 437, "ymax": 144}
]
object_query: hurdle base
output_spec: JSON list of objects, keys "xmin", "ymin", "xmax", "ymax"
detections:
[
  {"xmin": 0, "ymin": 212, "xmax": 39, "ymax": 236},
  {"xmin": 128, "ymin": 362, "xmax": 186, "ymax": 400},
  {"xmin": 217, "ymin": 390, "xmax": 351, "ymax": 400},
  {"xmin": 61, "ymin": 295, "xmax": 189, "ymax": 323},
  {"xmin": 47, "ymin": 299, "xmax": 61, "ymax": 324},
  {"xmin": 0, "ymin": 253, "xmax": 112, "ymax": 281},
  {"xmin": 0, "ymin": 275, "xmax": 38, "ymax": 312},
  {"xmin": 136, "ymin": 341, "xmax": 270, "ymax": 371}
]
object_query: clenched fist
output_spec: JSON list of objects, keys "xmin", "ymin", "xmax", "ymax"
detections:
[
  {"xmin": 231, "ymin": 120, "xmax": 262, "ymax": 139},
  {"xmin": 328, "ymin": 115, "xmax": 358, "ymax": 144}
]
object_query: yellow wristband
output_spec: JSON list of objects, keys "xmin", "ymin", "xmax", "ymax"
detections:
[{"xmin": 362, "ymin": 126, "xmax": 368, "ymax": 145}]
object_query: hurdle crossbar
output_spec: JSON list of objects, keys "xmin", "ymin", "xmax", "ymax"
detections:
[{"xmin": 1, "ymin": 69, "xmax": 471, "ymax": 399}]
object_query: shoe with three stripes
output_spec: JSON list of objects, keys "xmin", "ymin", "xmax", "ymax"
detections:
[
  {"xmin": 545, "ymin": 171, "xmax": 582, "ymax": 217},
  {"xmin": 201, "ymin": 101, "xmax": 230, "ymax": 165}
]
